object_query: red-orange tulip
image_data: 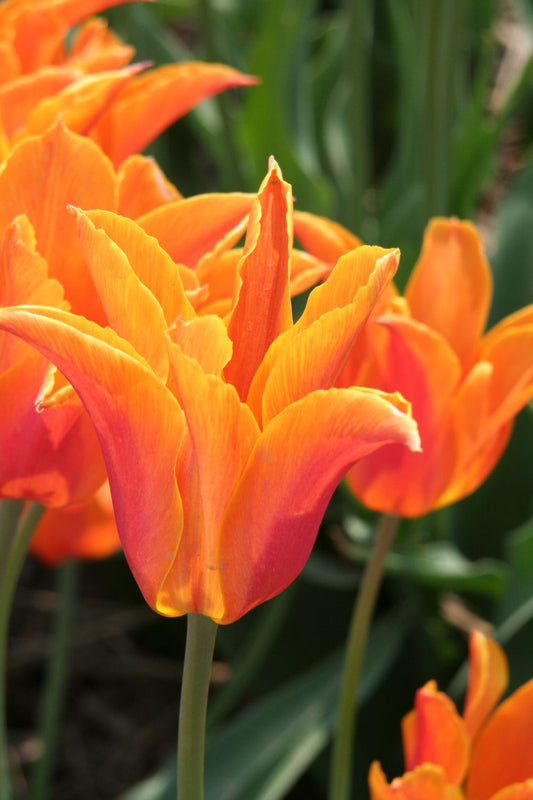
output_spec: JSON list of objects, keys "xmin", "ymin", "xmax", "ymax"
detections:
[
  {"xmin": 342, "ymin": 218, "xmax": 533, "ymax": 516},
  {"xmin": 369, "ymin": 631, "xmax": 533, "ymax": 800},
  {"xmin": 0, "ymin": 160, "xmax": 420, "ymax": 621},
  {"xmin": 0, "ymin": 0, "xmax": 257, "ymax": 164}
]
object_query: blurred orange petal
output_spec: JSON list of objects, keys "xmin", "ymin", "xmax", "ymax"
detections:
[
  {"xmin": 402, "ymin": 681, "xmax": 470, "ymax": 785},
  {"xmin": 467, "ymin": 680, "xmax": 533, "ymax": 800},
  {"xmin": 117, "ymin": 155, "xmax": 182, "ymax": 219},
  {"xmin": 405, "ymin": 218, "xmax": 492, "ymax": 368},
  {"xmin": 369, "ymin": 762, "xmax": 464, "ymax": 800},
  {"xmin": 463, "ymin": 632, "xmax": 509, "ymax": 741},
  {"xmin": 30, "ymin": 482, "xmax": 119, "ymax": 564},
  {"xmin": 293, "ymin": 210, "xmax": 362, "ymax": 268}
]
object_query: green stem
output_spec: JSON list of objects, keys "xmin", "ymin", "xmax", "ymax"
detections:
[
  {"xmin": 329, "ymin": 513, "xmax": 400, "ymax": 800},
  {"xmin": 0, "ymin": 501, "xmax": 44, "ymax": 800},
  {"xmin": 177, "ymin": 613, "xmax": 218, "ymax": 800},
  {"xmin": 30, "ymin": 560, "xmax": 79, "ymax": 800}
]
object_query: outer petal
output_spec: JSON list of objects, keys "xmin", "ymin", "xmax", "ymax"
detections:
[
  {"xmin": 368, "ymin": 762, "xmax": 464, "ymax": 800},
  {"xmin": 117, "ymin": 155, "xmax": 182, "ymax": 219},
  {"xmin": 405, "ymin": 218, "xmax": 492, "ymax": 368},
  {"xmin": 0, "ymin": 66, "xmax": 77, "ymax": 137},
  {"xmin": 463, "ymin": 632, "xmax": 509, "ymax": 741},
  {"xmin": 293, "ymin": 210, "xmax": 362, "ymax": 269},
  {"xmin": 161, "ymin": 347, "xmax": 260, "ymax": 620},
  {"xmin": 218, "ymin": 387, "xmax": 420, "ymax": 624},
  {"xmin": 91, "ymin": 62, "xmax": 258, "ymax": 166},
  {"xmin": 490, "ymin": 782, "xmax": 533, "ymax": 800},
  {"xmin": 466, "ymin": 680, "xmax": 533, "ymax": 800},
  {"xmin": 402, "ymin": 681, "xmax": 470, "ymax": 785},
  {"xmin": 67, "ymin": 19, "xmax": 134, "ymax": 73},
  {"xmin": 345, "ymin": 317, "xmax": 462, "ymax": 517},
  {"xmin": 137, "ymin": 193, "xmax": 254, "ymax": 268},
  {"xmin": 0, "ymin": 122, "xmax": 116, "ymax": 324},
  {"xmin": 224, "ymin": 160, "xmax": 293, "ymax": 399},
  {"xmin": 0, "ymin": 306, "xmax": 185, "ymax": 614},
  {"xmin": 248, "ymin": 246, "xmax": 400, "ymax": 423},
  {"xmin": 17, "ymin": 64, "xmax": 143, "ymax": 141},
  {"xmin": 30, "ymin": 481, "xmax": 120, "ymax": 564}
]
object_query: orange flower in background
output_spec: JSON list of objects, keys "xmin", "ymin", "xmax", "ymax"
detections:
[
  {"xmin": 0, "ymin": 160, "xmax": 421, "ymax": 622},
  {"xmin": 369, "ymin": 631, "xmax": 533, "ymax": 800},
  {"xmin": 0, "ymin": 0, "xmax": 257, "ymax": 163},
  {"xmin": 342, "ymin": 218, "xmax": 533, "ymax": 517}
]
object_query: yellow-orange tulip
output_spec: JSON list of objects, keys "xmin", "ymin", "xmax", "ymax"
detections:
[
  {"xmin": 369, "ymin": 631, "xmax": 533, "ymax": 800},
  {"xmin": 342, "ymin": 218, "xmax": 533, "ymax": 516},
  {"xmin": 0, "ymin": 0, "xmax": 257, "ymax": 163},
  {"xmin": 0, "ymin": 160, "xmax": 420, "ymax": 621}
]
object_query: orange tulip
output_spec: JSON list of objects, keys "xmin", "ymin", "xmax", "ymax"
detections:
[
  {"xmin": 369, "ymin": 631, "xmax": 533, "ymax": 800},
  {"xmin": 341, "ymin": 218, "xmax": 533, "ymax": 516},
  {"xmin": 0, "ymin": 159, "xmax": 420, "ymax": 621},
  {"xmin": 0, "ymin": 0, "xmax": 257, "ymax": 164}
]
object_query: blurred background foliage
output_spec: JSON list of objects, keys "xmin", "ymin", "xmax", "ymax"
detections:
[{"xmin": 14, "ymin": 1, "xmax": 533, "ymax": 798}]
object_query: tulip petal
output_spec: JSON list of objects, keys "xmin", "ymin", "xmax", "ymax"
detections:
[
  {"xmin": 19, "ymin": 64, "xmax": 143, "ymax": 141},
  {"xmin": 0, "ymin": 306, "xmax": 185, "ymax": 612},
  {"xmin": 405, "ymin": 218, "xmax": 492, "ymax": 368},
  {"xmin": 0, "ymin": 66, "xmax": 77, "ymax": 137},
  {"xmin": 466, "ymin": 679, "xmax": 533, "ymax": 800},
  {"xmin": 224, "ymin": 160, "xmax": 293, "ymax": 399},
  {"xmin": 137, "ymin": 193, "xmax": 254, "ymax": 268},
  {"xmin": 402, "ymin": 681, "xmax": 470, "ymax": 785},
  {"xmin": 30, "ymin": 481, "xmax": 120, "ymax": 564},
  {"xmin": 117, "ymin": 155, "xmax": 182, "ymax": 219},
  {"xmin": 345, "ymin": 317, "xmax": 462, "ymax": 517},
  {"xmin": 463, "ymin": 632, "xmax": 509, "ymax": 741},
  {"xmin": 0, "ymin": 122, "xmax": 116, "ymax": 323},
  {"xmin": 160, "ymin": 347, "xmax": 259, "ymax": 619},
  {"xmin": 293, "ymin": 210, "xmax": 362, "ymax": 269},
  {"xmin": 75, "ymin": 208, "xmax": 196, "ymax": 326},
  {"xmin": 168, "ymin": 316, "xmax": 232, "ymax": 377},
  {"xmin": 248, "ymin": 247, "xmax": 400, "ymax": 423},
  {"xmin": 490, "ymin": 782, "xmax": 533, "ymax": 800},
  {"xmin": 218, "ymin": 387, "xmax": 420, "ymax": 623},
  {"xmin": 368, "ymin": 762, "xmax": 464, "ymax": 800},
  {"xmin": 73, "ymin": 210, "xmax": 173, "ymax": 381},
  {"xmin": 91, "ymin": 62, "xmax": 258, "ymax": 165}
]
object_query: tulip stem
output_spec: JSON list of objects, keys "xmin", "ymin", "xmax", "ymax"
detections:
[
  {"xmin": 0, "ymin": 501, "xmax": 44, "ymax": 800},
  {"xmin": 30, "ymin": 560, "xmax": 79, "ymax": 800},
  {"xmin": 329, "ymin": 512, "xmax": 400, "ymax": 800},
  {"xmin": 177, "ymin": 613, "xmax": 218, "ymax": 800}
]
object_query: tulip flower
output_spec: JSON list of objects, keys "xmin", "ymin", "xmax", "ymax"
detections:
[
  {"xmin": 0, "ymin": 159, "xmax": 420, "ymax": 623},
  {"xmin": 0, "ymin": 0, "xmax": 257, "ymax": 163},
  {"xmin": 369, "ymin": 630, "xmax": 533, "ymax": 800},
  {"xmin": 340, "ymin": 217, "xmax": 533, "ymax": 517}
]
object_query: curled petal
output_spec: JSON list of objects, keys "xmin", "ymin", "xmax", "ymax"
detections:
[
  {"xmin": 490, "ymin": 782, "xmax": 533, "ymax": 800},
  {"xmin": 91, "ymin": 62, "xmax": 258, "ymax": 165},
  {"xmin": 218, "ymin": 387, "xmax": 420, "ymax": 624},
  {"xmin": 248, "ymin": 246, "xmax": 400, "ymax": 423},
  {"xmin": 467, "ymin": 679, "xmax": 533, "ymax": 800}
]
